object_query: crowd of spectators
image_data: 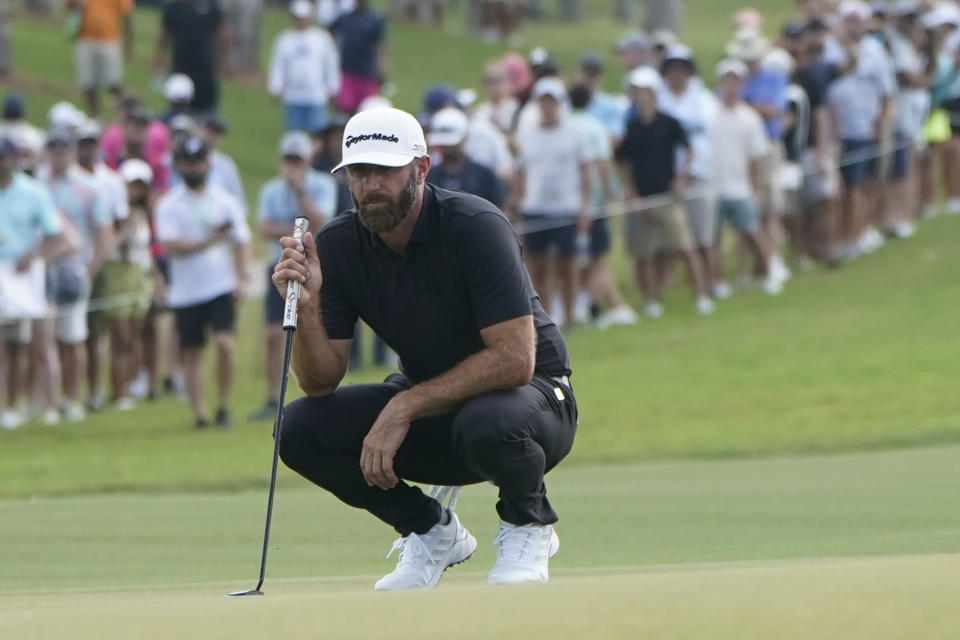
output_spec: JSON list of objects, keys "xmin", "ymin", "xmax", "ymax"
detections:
[{"xmin": 3, "ymin": 0, "xmax": 959, "ymax": 430}]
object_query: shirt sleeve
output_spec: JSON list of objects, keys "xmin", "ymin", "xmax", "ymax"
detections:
[
  {"xmin": 267, "ymin": 35, "xmax": 285, "ymax": 97},
  {"xmin": 224, "ymin": 194, "xmax": 252, "ymax": 244},
  {"xmin": 34, "ymin": 185, "xmax": 63, "ymax": 237},
  {"xmin": 309, "ymin": 175, "xmax": 338, "ymax": 218},
  {"xmin": 90, "ymin": 191, "xmax": 112, "ymax": 228},
  {"xmin": 457, "ymin": 211, "xmax": 533, "ymax": 329},
  {"xmin": 315, "ymin": 230, "xmax": 359, "ymax": 339},
  {"xmin": 747, "ymin": 111, "xmax": 769, "ymax": 159},
  {"xmin": 672, "ymin": 116, "xmax": 690, "ymax": 149},
  {"xmin": 153, "ymin": 196, "xmax": 178, "ymax": 243}
]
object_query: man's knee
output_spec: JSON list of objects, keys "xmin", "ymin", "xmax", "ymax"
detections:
[{"xmin": 278, "ymin": 396, "xmax": 319, "ymax": 469}]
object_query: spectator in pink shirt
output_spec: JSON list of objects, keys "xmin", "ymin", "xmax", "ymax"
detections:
[{"xmin": 100, "ymin": 95, "xmax": 170, "ymax": 191}]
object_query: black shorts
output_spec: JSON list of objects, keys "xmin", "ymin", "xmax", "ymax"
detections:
[
  {"xmin": 264, "ymin": 267, "xmax": 285, "ymax": 324},
  {"xmin": 174, "ymin": 293, "xmax": 236, "ymax": 348},
  {"xmin": 522, "ymin": 213, "xmax": 578, "ymax": 256},
  {"xmin": 589, "ymin": 217, "xmax": 611, "ymax": 257}
]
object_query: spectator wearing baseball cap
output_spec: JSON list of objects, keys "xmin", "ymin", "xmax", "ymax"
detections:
[
  {"xmin": 0, "ymin": 136, "xmax": 70, "ymax": 430},
  {"xmin": 268, "ymin": 0, "xmax": 341, "ymax": 133},
  {"xmin": 513, "ymin": 76, "xmax": 591, "ymax": 329},
  {"xmin": 710, "ymin": 59, "xmax": 781, "ymax": 295},
  {"xmin": 576, "ymin": 52, "xmax": 630, "ymax": 143},
  {"xmin": 657, "ymin": 44, "xmax": 725, "ymax": 297},
  {"xmin": 250, "ymin": 131, "xmax": 337, "ymax": 421},
  {"xmin": 40, "ymin": 127, "xmax": 114, "ymax": 422},
  {"xmin": 0, "ymin": 94, "xmax": 44, "ymax": 153},
  {"xmin": 192, "ymin": 114, "xmax": 245, "ymax": 209},
  {"xmin": 155, "ymin": 135, "xmax": 252, "ymax": 429},
  {"xmin": 160, "ymin": 73, "xmax": 195, "ymax": 125},
  {"xmin": 616, "ymin": 66, "xmax": 712, "ymax": 318},
  {"xmin": 427, "ymin": 107, "xmax": 506, "ymax": 208}
]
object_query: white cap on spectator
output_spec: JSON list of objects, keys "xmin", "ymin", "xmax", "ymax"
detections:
[
  {"xmin": 14, "ymin": 126, "xmax": 44, "ymax": 155},
  {"xmin": 762, "ymin": 47, "xmax": 796, "ymax": 75},
  {"xmin": 663, "ymin": 43, "xmax": 694, "ymax": 64},
  {"xmin": 163, "ymin": 73, "xmax": 195, "ymax": 103},
  {"xmin": 169, "ymin": 113, "xmax": 195, "ymax": 134},
  {"xmin": 726, "ymin": 28, "xmax": 770, "ymax": 61},
  {"xmin": 922, "ymin": 3, "xmax": 960, "ymax": 29},
  {"xmin": 332, "ymin": 107, "xmax": 428, "ymax": 172},
  {"xmin": 290, "ymin": 0, "xmax": 312, "ymax": 19},
  {"xmin": 716, "ymin": 58, "xmax": 749, "ymax": 79},
  {"xmin": 838, "ymin": 0, "xmax": 871, "ymax": 21},
  {"xmin": 627, "ymin": 66, "xmax": 661, "ymax": 90},
  {"xmin": 48, "ymin": 101, "xmax": 85, "ymax": 131},
  {"xmin": 457, "ymin": 88, "xmax": 478, "ymax": 109},
  {"xmin": 427, "ymin": 107, "xmax": 469, "ymax": 147},
  {"xmin": 120, "ymin": 158, "xmax": 154, "ymax": 184},
  {"xmin": 279, "ymin": 130, "xmax": 313, "ymax": 159},
  {"xmin": 651, "ymin": 29, "xmax": 677, "ymax": 48},
  {"xmin": 358, "ymin": 95, "xmax": 393, "ymax": 112},
  {"xmin": 76, "ymin": 119, "xmax": 102, "ymax": 141},
  {"xmin": 531, "ymin": 76, "xmax": 567, "ymax": 101}
]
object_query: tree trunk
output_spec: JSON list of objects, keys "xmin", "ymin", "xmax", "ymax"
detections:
[
  {"xmin": 0, "ymin": 0, "xmax": 10, "ymax": 77},
  {"xmin": 222, "ymin": 0, "xmax": 262, "ymax": 73},
  {"xmin": 644, "ymin": 0, "xmax": 682, "ymax": 34}
]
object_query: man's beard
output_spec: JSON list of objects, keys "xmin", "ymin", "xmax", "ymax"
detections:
[
  {"xmin": 355, "ymin": 167, "xmax": 417, "ymax": 234},
  {"xmin": 183, "ymin": 173, "xmax": 206, "ymax": 189}
]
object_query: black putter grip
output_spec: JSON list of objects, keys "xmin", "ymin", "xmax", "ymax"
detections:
[{"xmin": 282, "ymin": 217, "xmax": 310, "ymax": 330}]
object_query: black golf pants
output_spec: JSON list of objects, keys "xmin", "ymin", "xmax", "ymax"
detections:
[{"xmin": 279, "ymin": 374, "xmax": 577, "ymax": 536}]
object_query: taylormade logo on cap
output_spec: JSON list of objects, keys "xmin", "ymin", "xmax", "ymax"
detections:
[
  {"xmin": 344, "ymin": 132, "xmax": 400, "ymax": 148},
  {"xmin": 332, "ymin": 107, "xmax": 428, "ymax": 173}
]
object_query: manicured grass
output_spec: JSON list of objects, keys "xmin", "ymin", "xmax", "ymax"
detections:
[{"xmin": 1, "ymin": 447, "xmax": 959, "ymax": 638}]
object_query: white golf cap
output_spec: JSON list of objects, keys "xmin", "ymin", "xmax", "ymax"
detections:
[
  {"xmin": 48, "ymin": 101, "xmax": 85, "ymax": 130},
  {"xmin": 169, "ymin": 113, "xmax": 195, "ymax": 134},
  {"xmin": 427, "ymin": 107, "xmax": 469, "ymax": 147},
  {"xmin": 279, "ymin": 130, "xmax": 313, "ymax": 159},
  {"xmin": 119, "ymin": 158, "xmax": 154, "ymax": 184},
  {"xmin": 627, "ymin": 66, "xmax": 661, "ymax": 90},
  {"xmin": 838, "ymin": 0, "xmax": 871, "ymax": 20},
  {"xmin": 289, "ymin": 0, "xmax": 312, "ymax": 19},
  {"xmin": 76, "ymin": 118, "xmax": 102, "ymax": 141},
  {"xmin": 531, "ymin": 76, "xmax": 567, "ymax": 101},
  {"xmin": 333, "ymin": 107, "xmax": 428, "ymax": 173},
  {"xmin": 716, "ymin": 57, "xmax": 749, "ymax": 79},
  {"xmin": 163, "ymin": 73, "xmax": 195, "ymax": 102},
  {"xmin": 922, "ymin": 3, "xmax": 960, "ymax": 29}
]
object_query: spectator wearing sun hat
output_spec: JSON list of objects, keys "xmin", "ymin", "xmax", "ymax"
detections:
[{"xmin": 268, "ymin": 0, "xmax": 341, "ymax": 133}]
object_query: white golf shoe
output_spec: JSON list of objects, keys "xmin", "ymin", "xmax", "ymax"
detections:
[
  {"xmin": 374, "ymin": 511, "xmax": 477, "ymax": 591},
  {"xmin": 487, "ymin": 521, "xmax": 560, "ymax": 585}
]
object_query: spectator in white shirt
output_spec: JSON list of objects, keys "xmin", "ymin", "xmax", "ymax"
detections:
[
  {"xmin": 710, "ymin": 59, "xmax": 780, "ymax": 295},
  {"xmin": 154, "ymin": 138, "xmax": 252, "ymax": 429},
  {"xmin": 513, "ymin": 76, "xmax": 590, "ymax": 329},
  {"xmin": 269, "ymin": 0, "xmax": 342, "ymax": 133}
]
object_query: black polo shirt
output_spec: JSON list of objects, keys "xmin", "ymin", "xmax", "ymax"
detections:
[
  {"xmin": 616, "ymin": 111, "xmax": 689, "ymax": 196},
  {"xmin": 314, "ymin": 184, "xmax": 571, "ymax": 383}
]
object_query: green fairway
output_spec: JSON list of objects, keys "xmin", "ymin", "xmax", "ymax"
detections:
[{"xmin": 2, "ymin": 446, "xmax": 959, "ymax": 638}]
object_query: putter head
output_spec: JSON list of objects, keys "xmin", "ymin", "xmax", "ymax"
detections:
[{"xmin": 227, "ymin": 589, "xmax": 264, "ymax": 596}]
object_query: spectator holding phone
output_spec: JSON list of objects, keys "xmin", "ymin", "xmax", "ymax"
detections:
[{"xmin": 154, "ymin": 138, "xmax": 251, "ymax": 429}]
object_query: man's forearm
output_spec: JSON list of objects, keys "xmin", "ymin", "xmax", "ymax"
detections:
[
  {"xmin": 234, "ymin": 241, "xmax": 251, "ymax": 281},
  {"xmin": 399, "ymin": 345, "xmax": 532, "ymax": 421},
  {"xmin": 290, "ymin": 302, "xmax": 348, "ymax": 396}
]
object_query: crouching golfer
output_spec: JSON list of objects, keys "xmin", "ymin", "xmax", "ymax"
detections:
[{"xmin": 272, "ymin": 107, "xmax": 577, "ymax": 590}]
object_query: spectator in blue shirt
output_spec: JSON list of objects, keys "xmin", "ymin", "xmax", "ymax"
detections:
[
  {"xmin": 250, "ymin": 131, "xmax": 336, "ymax": 421},
  {"xmin": 577, "ymin": 52, "xmax": 630, "ymax": 144}
]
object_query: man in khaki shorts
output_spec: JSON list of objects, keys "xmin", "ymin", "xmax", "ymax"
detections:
[
  {"xmin": 616, "ymin": 67, "xmax": 712, "ymax": 318},
  {"xmin": 68, "ymin": 0, "xmax": 133, "ymax": 117}
]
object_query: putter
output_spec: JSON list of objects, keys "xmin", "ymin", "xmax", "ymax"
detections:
[{"xmin": 229, "ymin": 216, "xmax": 310, "ymax": 597}]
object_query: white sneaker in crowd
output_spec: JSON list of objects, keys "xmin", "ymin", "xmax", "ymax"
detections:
[
  {"xmin": 488, "ymin": 521, "xmax": 560, "ymax": 585},
  {"xmin": 127, "ymin": 370, "xmax": 149, "ymax": 400},
  {"xmin": 889, "ymin": 221, "xmax": 916, "ymax": 239},
  {"xmin": 712, "ymin": 281, "xmax": 733, "ymax": 300},
  {"xmin": 762, "ymin": 277, "xmax": 783, "ymax": 296},
  {"xmin": 858, "ymin": 227, "xmax": 885, "ymax": 254},
  {"xmin": 64, "ymin": 403, "xmax": 85, "ymax": 423},
  {"xmin": 42, "ymin": 410, "xmax": 61, "ymax": 426},
  {"xmin": 374, "ymin": 510, "xmax": 477, "ymax": 591},
  {"xmin": 769, "ymin": 253, "xmax": 792, "ymax": 283},
  {"xmin": 594, "ymin": 305, "xmax": 639, "ymax": 330},
  {"xmin": 695, "ymin": 296, "xmax": 716, "ymax": 315},
  {"xmin": 1, "ymin": 410, "xmax": 24, "ymax": 431},
  {"xmin": 115, "ymin": 397, "xmax": 137, "ymax": 412},
  {"xmin": 946, "ymin": 198, "xmax": 960, "ymax": 215},
  {"xmin": 643, "ymin": 302, "xmax": 664, "ymax": 319}
]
